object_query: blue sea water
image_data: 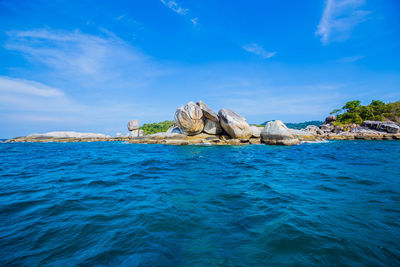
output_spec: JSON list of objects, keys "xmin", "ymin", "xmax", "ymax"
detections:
[{"xmin": 0, "ymin": 141, "xmax": 399, "ymax": 266}]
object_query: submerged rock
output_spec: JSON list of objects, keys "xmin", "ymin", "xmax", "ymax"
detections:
[
  {"xmin": 174, "ymin": 102, "xmax": 204, "ymax": 135},
  {"xmin": 218, "ymin": 108, "xmax": 252, "ymax": 139},
  {"xmin": 261, "ymin": 121, "xmax": 300, "ymax": 146},
  {"xmin": 127, "ymin": 120, "xmax": 139, "ymax": 131},
  {"xmin": 203, "ymin": 119, "xmax": 222, "ymax": 135}
]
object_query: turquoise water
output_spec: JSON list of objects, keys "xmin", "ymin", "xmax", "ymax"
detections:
[{"xmin": 0, "ymin": 141, "xmax": 399, "ymax": 266}]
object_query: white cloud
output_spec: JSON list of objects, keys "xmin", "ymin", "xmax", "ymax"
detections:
[
  {"xmin": 160, "ymin": 0, "xmax": 188, "ymax": 15},
  {"xmin": 242, "ymin": 43, "xmax": 277, "ymax": 59},
  {"xmin": 316, "ymin": 0, "xmax": 370, "ymax": 44},
  {"xmin": 191, "ymin": 17, "xmax": 198, "ymax": 25},
  {"xmin": 5, "ymin": 29, "xmax": 161, "ymax": 88},
  {"xmin": 0, "ymin": 76, "xmax": 64, "ymax": 97}
]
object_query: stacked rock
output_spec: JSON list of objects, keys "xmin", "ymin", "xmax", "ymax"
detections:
[
  {"xmin": 127, "ymin": 119, "xmax": 144, "ymax": 137},
  {"xmin": 174, "ymin": 101, "xmax": 253, "ymax": 140}
]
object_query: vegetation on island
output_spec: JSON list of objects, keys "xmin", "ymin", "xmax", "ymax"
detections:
[
  {"xmin": 140, "ymin": 120, "xmax": 174, "ymax": 135},
  {"xmin": 330, "ymin": 100, "xmax": 400, "ymax": 125}
]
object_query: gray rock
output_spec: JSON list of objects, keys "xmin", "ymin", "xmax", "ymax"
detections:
[
  {"xmin": 218, "ymin": 108, "xmax": 252, "ymax": 139},
  {"xmin": 197, "ymin": 101, "xmax": 219, "ymax": 122},
  {"xmin": 380, "ymin": 122, "xmax": 400, "ymax": 133},
  {"xmin": 166, "ymin": 126, "xmax": 183, "ymax": 134},
  {"xmin": 288, "ymin": 129, "xmax": 314, "ymax": 137},
  {"xmin": 203, "ymin": 119, "xmax": 222, "ymax": 135},
  {"xmin": 130, "ymin": 129, "xmax": 144, "ymax": 137},
  {"xmin": 174, "ymin": 102, "xmax": 204, "ymax": 135},
  {"xmin": 127, "ymin": 120, "xmax": 139, "ymax": 131},
  {"xmin": 362, "ymin": 120, "xmax": 400, "ymax": 133},
  {"xmin": 350, "ymin": 127, "xmax": 382, "ymax": 134},
  {"xmin": 325, "ymin": 115, "xmax": 336, "ymax": 124},
  {"xmin": 260, "ymin": 120, "xmax": 300, "ymax": 146},
  {"xmin": 28, "ymin": 131, "xmax": 110, "ymax": 138},
  {"xmin": 250, "ymin": 125, "xmax": 263, "ymax": 138},
  {"xmin": 320, "ymin": 123, "xmax": 334, "ymax": 133},
  {"xmin": 305, "ymin": 125, "xmax": 323, "ymax": 135}
]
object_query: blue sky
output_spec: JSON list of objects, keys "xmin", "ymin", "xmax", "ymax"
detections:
[{"xmin": 0, "ymin": 0, "xmax": 399, "ymax": 138}]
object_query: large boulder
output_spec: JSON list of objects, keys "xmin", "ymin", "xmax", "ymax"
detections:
[
  {"xmin": 203, "ymin": 119, "xmax": 222, "ymax": 135},
  {"xmin": 127, "ymin": 120, "xmax": 139, "ymax": 131},
  {"xmin": 130, "ymin": 129, "xmax": 144, "ymax": 137},
  {"xmin": 362, "ymin": 120, "xmax": 400, "ymax": 133},
  {"xmin": 196, "ymin": 101, "xmax": 219, "ymax": 122},
  {"xmin": 174, "ymin": 102, "xmax": 204, "ymax": 135},
  {"xmin": 250, "ymin": 125, "xmax": 263, "ymax": 138},
  {"xmin": 260, "ymin": 120, "xmax": 300, "ymax": 146},
  {"xmin": 218, "ymin": 108, "xmax": 252, "ymax": 139},
  {"xmin": 166, "ymin": 126, "xmax": 183, "ymax": 134}
]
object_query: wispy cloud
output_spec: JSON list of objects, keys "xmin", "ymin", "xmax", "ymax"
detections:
[
  {"xmin": 337, "ymin": 55, "xmax": 365, "ymax": 62},
  {"xmin": 160, "ymin": 0, "xmax": 188, "ymax": 15},
  {"xmin": 242, "ymin": 43, "xmax": 277, "ymax": 59},
  {"xmin": 160, "ymin": 0, "xmax": 198, "ymax": 25},
  {"xmin": 0, "ymin": 76, "xmax": 64, "ymax": 97},
  {"xmin": 5, "ymin": 29, "xmax": 162, "ymax": 89},
  {"xmin": 191, "ymin": 17, "xmax": 198, "ymax": 25},
  {"xmin": 316, "ymin": 0, "xmax": 370, "ymax": 44}
]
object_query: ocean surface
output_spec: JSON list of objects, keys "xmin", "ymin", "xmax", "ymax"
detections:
[{"xmin": 0, "ymin": 141, "xmax": 399, "ymax": 266}]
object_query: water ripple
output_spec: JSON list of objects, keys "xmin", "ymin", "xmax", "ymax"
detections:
[{"xmin": 0, "ymin": 141, "xmax": 399, "ymax": 265}]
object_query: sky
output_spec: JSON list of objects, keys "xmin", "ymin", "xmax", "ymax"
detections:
[{"xmin": 0, "ymin": 0, "xmax": 399, "ymax": 138}]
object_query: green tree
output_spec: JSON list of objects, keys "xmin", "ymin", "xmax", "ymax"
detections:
[
  {"xmin": 330, "ymin": 108, "xmax": 342, "ymax": 115},
  {"xmin": 342, "ymin": 100, "xmax": 361, "ymax": 112}
]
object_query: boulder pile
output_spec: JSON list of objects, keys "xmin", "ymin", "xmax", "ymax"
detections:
[{"xmin": 127, "ymin": 119, "xmax": 144, "ymax": 137}]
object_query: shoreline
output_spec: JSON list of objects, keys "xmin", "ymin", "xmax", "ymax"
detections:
[{"xmin": 4, "ymin": 132, "xmax": 400, "ymax": 144}]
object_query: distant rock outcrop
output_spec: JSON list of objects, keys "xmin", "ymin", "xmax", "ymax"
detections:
[
  {"xmin": 28, "ymin": 131, "xmax": 110, "ymax": 138},
  {"xmin": 218, "ymin": 108, "xmax": 252, "ymax": 139},
  {"xmin": 174, "ymin": 102, "xmax": 204, "ymax": 135},
  {"xmin": 261, "ymin": 120, "xmax": 300, "ymax": 146}
]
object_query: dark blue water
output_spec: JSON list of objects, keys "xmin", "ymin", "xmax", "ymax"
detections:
[{"xmin": 0, "ymin": 141, "xmax": 399, "ymax": 266}]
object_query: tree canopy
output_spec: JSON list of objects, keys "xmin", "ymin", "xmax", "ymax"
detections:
[
  {"xmin": 140, "ymin": 120, "xmax": 175, "ymax": 135},
  {"xmin": 331, "ymin": 100, "xmax": 400, "ymax": 125}
]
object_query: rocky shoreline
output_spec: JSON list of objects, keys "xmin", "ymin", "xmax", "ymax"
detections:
[{"xmin": 5, "ymin": 101, "xmax": 400, "ymax": 145}]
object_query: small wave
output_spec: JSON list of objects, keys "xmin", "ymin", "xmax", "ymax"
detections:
[{"xmin": 301, "ymin": 140, "xmax": 329, "ymax": 144}]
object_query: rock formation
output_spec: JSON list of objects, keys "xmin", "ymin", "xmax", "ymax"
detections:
[
  {"xmin": 197, "ymin": 101, "xmax": 219, "ymax": 122},
  {"xmin": 166, "ymin": 126, "xmax": 183, "ymax": 134},
  {"xmin": 261, "ymin": 120, "xmax": 300, "ymax": 146},
  {"xmin": 28, "ymin": 131, "xmax": 110, "ymax": 138},
  {"xmin": 174, "ymin": 102, "xmax": 204, "ymax": 135},
  {"xmin": 361, "ymin": 120, "xmax": 400, "ymax": 134},
  {"xmin": 203, "ymin": 119, "xmax": 222, "ymax": 135},
  {"xmin": 250, "ymin": 125, "xmax": 263, "ymax": 138},
  {"xmin": 218, "ymin": 108, "xmax": 252, "ymax": 139},
  {"xmin": 130, "ymin": 129, "xmax": 144, "ymax": 137},
  {"xmin": 127, "ymin": 120, "xmax": 139, "ymax": 131}
]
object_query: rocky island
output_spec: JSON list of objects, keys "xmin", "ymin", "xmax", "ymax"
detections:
[{"xmin": 6, "ymin": 100, "xmax": 400, "ymax": 145}]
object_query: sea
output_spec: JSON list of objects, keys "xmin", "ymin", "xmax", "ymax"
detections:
[{"xmin": 0, "ymin": 140, "xmax": 399, "ymax": 266}]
